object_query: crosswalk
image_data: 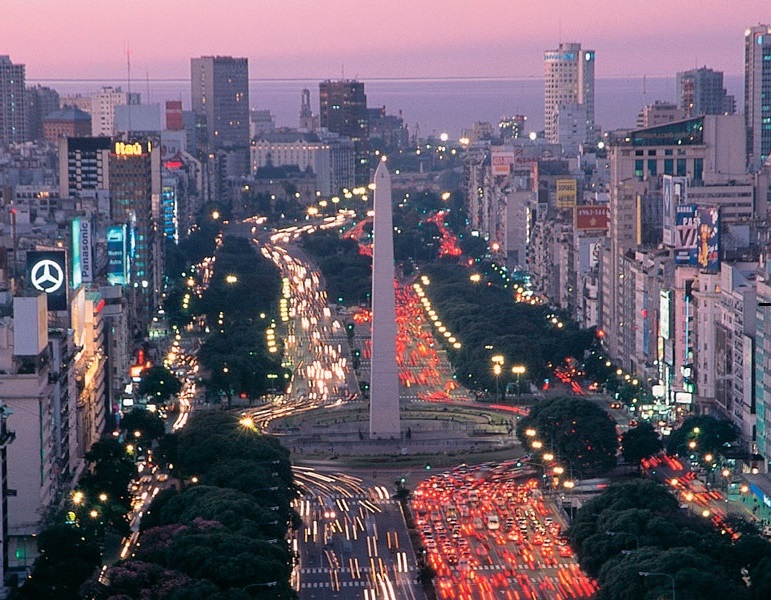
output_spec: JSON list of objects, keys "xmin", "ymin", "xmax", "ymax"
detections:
[{"xmin": 300, "ymin": 566, "xmax": 415, "ymax": 575}]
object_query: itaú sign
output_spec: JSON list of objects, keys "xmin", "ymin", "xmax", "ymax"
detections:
[{"xmin": 114, "ymin": 141, "xmax": 152, "ymax": 156}]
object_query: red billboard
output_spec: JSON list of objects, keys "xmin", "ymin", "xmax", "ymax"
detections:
[{"xmin": 575, "ymin": 205, "xmax": 609, "ymax": 231}]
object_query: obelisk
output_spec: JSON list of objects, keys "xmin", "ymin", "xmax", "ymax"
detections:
[{"xmin": 369, "ymin": 159, "xmax": 401, "ymax": 439}]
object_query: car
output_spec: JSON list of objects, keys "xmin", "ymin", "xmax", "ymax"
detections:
[
  {"xmin": 609, "ymin": 401, "xmax": 621, "ymax": 409},
  {"xmin": 628, "ymin": 419, "xmax": 639, "ymax": 427}
]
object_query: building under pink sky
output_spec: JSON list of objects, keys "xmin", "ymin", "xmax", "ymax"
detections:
[{"xmin": 1, "ymin": 1, "xmax": 768, "ymax": 80}]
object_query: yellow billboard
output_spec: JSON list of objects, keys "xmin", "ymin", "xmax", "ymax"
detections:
[{"xmin": 556, "ymin": 179, "xmax": 577, "ymax": 209}]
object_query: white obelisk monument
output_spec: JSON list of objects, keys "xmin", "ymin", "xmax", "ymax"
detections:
[{"xmin": 369, "ymin": 159, "xmax": 401, "ymax": 439}]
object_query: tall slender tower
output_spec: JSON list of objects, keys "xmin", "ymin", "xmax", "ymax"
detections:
[
  {"xmin": 369, "ymin": 160, "xmax": 401, "ymax": 439},
  {"xmin": 543, "ymin": 43, "xmax": 595, "ymax": 144},
  {"xmin": 0, "ymin": 56, "xmax": 27, "ymax": 145},
  {"xmin": 745, "ymin": 25, "xmax": 771, "ymax": 170}
]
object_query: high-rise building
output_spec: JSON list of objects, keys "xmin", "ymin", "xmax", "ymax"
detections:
[
  {"xmin": 745, "ymin": 25, "xmax": 771, "ymax": 170},
  {"xmin": 0, "ymin": 56, "xmax": 27, "ymax": 145},
  {"xmin": 58, "ymin": 136, "xmax": 112, "ymax": 198},
  {"xmin": 26, "ymin": 84, "xmax": 60, "ymax": 141},
  {"xmin": 544, "ymin": 43, "xmax": 595, "ymax": 145},
  {"xmin": 190, "ymin": 56, "xmax": 250, "ymax": 151},
  {"xmin": 299, "ymin": 88, "xmax": 315, "ymax": 130},
  {"xmin": 91, "ymin": 86, "xmax": 140, "ymax": 137},
  {"xmin": 109, "ymin": 138, "xmax": 161, "ymax": 331},
  {"xmin": 677, "ymin": 66, "xmax": 735, "ymax": 118},
  {"xmin": 319, "ymin": 80, "xmax": 369, "ymax": 185}
]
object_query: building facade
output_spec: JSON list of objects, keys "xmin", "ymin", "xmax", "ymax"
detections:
[
  {"xmin": 544, "ymin": 43, "xmax": 595, "ymax": 146},
  {"xmin": 190, "ymin": 56, "xmax": 250, "ymax": 152},
  {"xmin": 745, "ymin": 25, "xmax": 771, "ymax": 171},
  {"xmin": 0, "ymin": 56, "xmax": 27, "ymax": 146},
  {"xmin": 319, "ymin": 80, "xmax": 369, "ymax": 185}
]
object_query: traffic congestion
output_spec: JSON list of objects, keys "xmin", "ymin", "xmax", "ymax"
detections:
[{"xmin": 413, "ymin": 460, "xmax": 598, "ymax": 600}]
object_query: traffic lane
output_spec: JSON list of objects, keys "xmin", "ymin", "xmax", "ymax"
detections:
[{"xmin": 413, "ymin": 461, "xmax": 596, "ymax": 599}]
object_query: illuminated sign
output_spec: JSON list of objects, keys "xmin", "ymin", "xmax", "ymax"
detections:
[
  {"xmin": 662, "ymin": 175, "xmax": 687, "ymax": 247},
  {"xmin": 556, "ymin": 179, "xmax": 577, "ymax": 209},
  {"xmin": 80, "ymin": 219, "xmax": 93, "ymax": 283},
  {"xmin": 113, "ymin": 141, "xmax": 152, "ymax": 156},
  {"xmin": 27, "ymin": 250, "xmax": 68, "ymax": 311},
  {"xmin": 106, "ymin": 225, "xmax": 129, "ymax": 285}
]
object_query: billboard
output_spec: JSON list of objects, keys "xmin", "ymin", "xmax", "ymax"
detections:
[
  {"xmin": 696, "ymin": 206, "xmax": 720, "ymax": 271},
  {"xmin": 106, "ymin": 225, "xmax": 129, "ymax": 286},
  {"xmin": 674, "ymin": 204, "xmax": 720, "ymax": 270},
  {"xmin": 660, "ymin": 290, "xmax": 671, "ymax": 340},
  {"xmin": 575, "ymin": 205, "xmax": 609, "ymax": 231},
  {"xmin": 80, "ymin": 218, "xmax": 93, "ymax": 282},
  {"xmin": 491, "ymin": 150, "xmax": 514, "ymax": 177},
  {"xmin": 662, "ymin": 175, "xmax": 687, "ymax": 247},
  {"xmin": 27, "ymin": 250, "xmax": 68, "ymax": 311},
  {"xmin": 674, "ymin": 204, "xmax": 698, "ymax": 265},
  {"xmin": 556, "ymin": 179, "xmax": 577, "ymax": 209}
]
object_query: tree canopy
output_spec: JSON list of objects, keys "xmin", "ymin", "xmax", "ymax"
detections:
[{"xmin": 516, "ymin": 397, "xmax": 619, "ymax": 477}]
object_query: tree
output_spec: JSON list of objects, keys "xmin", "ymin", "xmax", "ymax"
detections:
[
  {"xmin": 665, "ymin": 415, "xmax": 739, "ymax": 457},
  {"xmin": 621, "ymin": 422, "xmax": 662, "ymax": 469},
  {"xmin": 18, "ymin": 524, "xmax": 102, "ymax": 600},
  {"xmin": 120, "ymin": 407, "xmax": 167, "ymax": 442},
  {"xmin": 516, "ymin": 397, "xmax": 619, "ymax": 477},
  {"xmin": 137, "ymin": 365, "xmax": 182, "ymax": 404}
]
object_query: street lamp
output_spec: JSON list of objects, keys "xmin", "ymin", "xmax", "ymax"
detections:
[
  {"xmin": 491, "ymin": 355, "xmax": 505, "ymax": 400},
  {"xmin": 512, "ymin": 365, "xmax": 526, "ymax": 397},
  {"xmin": 639, "ymin": 571, "xmax": 675, "ymax": 600}
]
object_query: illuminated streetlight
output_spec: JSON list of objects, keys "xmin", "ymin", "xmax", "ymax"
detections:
[
  {"xmin": 73, "ymin": 491, "xmax": 84, "ymax": 505},
  {"xmin": 512, "ymin": 365, "xmax": 526, "ymax": 397},
  {"xmin": 532, "ymin": 440, "xmax": 543, "ymax": 450},
  {"xmin": 543, "ymin": 453, "xmax": 554, "ymax": 462},
  {"xmin": 225, "ymin": 275, "xmax": 238, "ymax": 284},
  {"xmin": 525, "ymin": 428, "xmax": 537, "ymax": 437}
]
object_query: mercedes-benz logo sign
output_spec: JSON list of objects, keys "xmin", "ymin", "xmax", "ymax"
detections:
[{"xmin": 30, "ymin": 259, "xmax": 65, "ymax": 294}]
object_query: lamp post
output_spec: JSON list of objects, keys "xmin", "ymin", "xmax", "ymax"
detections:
[
  {"xmin": 639, "ymin": 571, "xmax": 675, "ymax": 600},
  {"xmin": 492, "ymin": 355, "xmax": 504, "ymax": 400},
  {"xmin": 512, "ymin": 365, "xmax": 526, "ymax": 398}
]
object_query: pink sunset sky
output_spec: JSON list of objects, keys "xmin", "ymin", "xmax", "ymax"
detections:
[{"xmin": 2, "ymin": 0, "xmax": 768, "ymax": 80}]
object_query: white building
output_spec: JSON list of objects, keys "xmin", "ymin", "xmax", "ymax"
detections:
[
  {"xmin": 544, "ymin": 43, "xmax": 595, "ymax": 145},
  {"xmin": 91, "ymin": 87, "xmax": 140, "ymax": 137}
]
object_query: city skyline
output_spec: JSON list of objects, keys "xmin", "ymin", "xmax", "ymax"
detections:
[{"xmin": 2, "ymin": 1, "xmax": 769, "ymax": 81}]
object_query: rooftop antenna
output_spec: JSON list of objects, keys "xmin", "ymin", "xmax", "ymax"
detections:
[
  {"xmin": 558, "ymin": 17, "xmax": 562, "ymax": 45},
  {"xmin": 341, "ymin": 63, "xmax": 345, "ymax": 80},
  {"xmin": 126, "ymin": 42, "xmax": 132, "ymax": 134},
  {"xmin": 146, "ymin": 70, "xmax": 150, "ymax": 103}
]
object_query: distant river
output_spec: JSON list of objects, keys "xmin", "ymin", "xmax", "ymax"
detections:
[{"xmin": 32, "ymin": 75, "xmax": 743, "ymax": 140}]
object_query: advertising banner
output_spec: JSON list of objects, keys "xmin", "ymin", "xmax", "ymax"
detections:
[
  {"xmin": 575, "ymin": 205, "xmax": 609, "ymax": 231},
  {"xmin": 27, "ymin": 250, "xmax": 68, "ymax": 311},
  {"xmin": 556, "ymin": 179, "xmax": 577, "ymax": 209},
  {"xmin": 674, "ymin": 204, "xmax": 720, "ymax": 270},
  {"xmin": 80, "ymin": 218, "xmax": 93, "ymax": 282},
  {"xmin": 674, "ymin": 204, "xmax": 698, "ymax": 265},
  {"xmin": 491, "ymin": 150, "xmax": 514, "ymax": 177},
  {"xmin": 106, "ymin": 225, "xmax": 128, "ymax": 286}
]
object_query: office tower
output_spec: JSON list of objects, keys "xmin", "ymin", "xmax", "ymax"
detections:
[
  {"xmin": 190, "ymin": 56, "xmax": 250, "ymax": 151},
  {"xmin": 319, "ymin": 79, "xmax": 369, "ymax": 185},
  {"xmin": 0, "ymin": 56, "xmax": 27, "ymax": 145},
  {"xmin": 369, "ymin": 160, "xmax": 401, "ymax": 439},
  {"xmin": 26, "ymin": 84, "xmax": 60, "ymax": 141},
  {"xmin": 59, "ymin": 136, "xmax": 112, "ymax": 198},
  {"xmin": 109, "ymin": 138, "xmax": 161, "ymax": 331},
  {"xmin": 677, "ymin": 67, "xmax": 735, "ymax": 118},
  {"xmin": 745, "ymin": 25, "xmax": 771, "ymax": 170},
  {"xmin": 544, "ymin": 43, "xmax": 595, "ymax": 145},
  {"xmin": 91, "ymin": 86, "xmax": 140, "ymax": 137}
]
